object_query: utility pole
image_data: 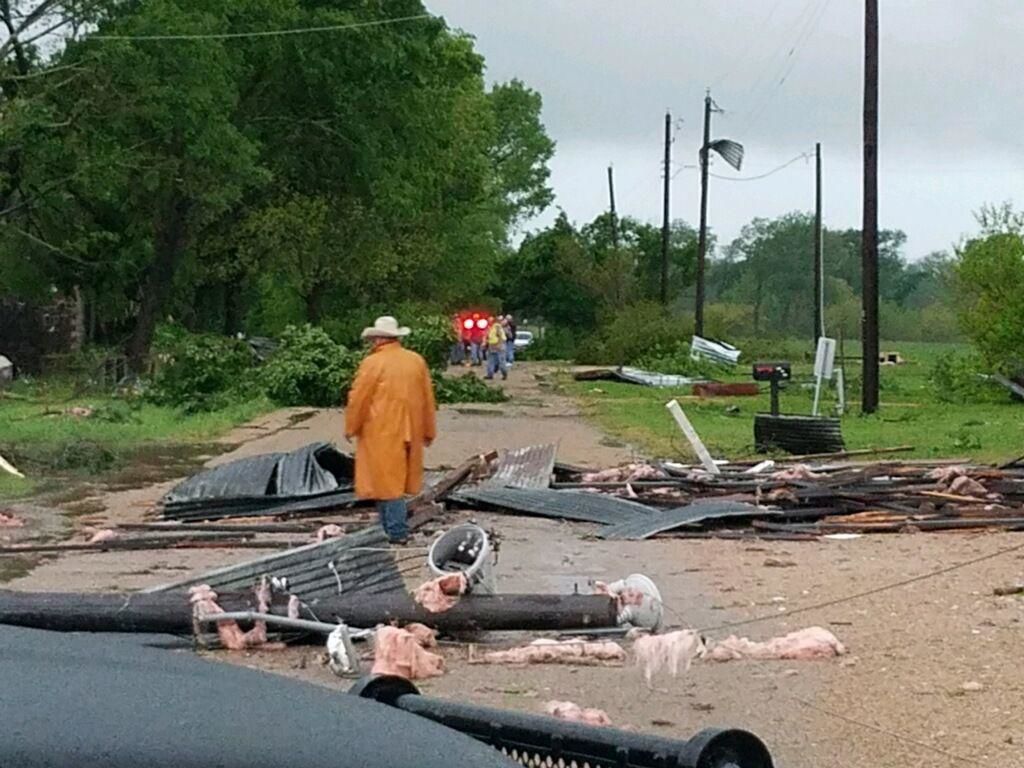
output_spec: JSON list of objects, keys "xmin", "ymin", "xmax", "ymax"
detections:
[
  {"xmin": 861, "ymin": 0, "xmax": 879, "ymax": 413},
  {"xmin": 660, "ymin": 111, "xmax": 671, "ymax": 305},
  {"xmin": 607, "ymin": 165, "xmax": 619, "ymax": 249},
  {"xmin": 813, "ymin": 141, "xmax": 823, "ymax": 344},
  {"xmin": 695, "ymin": 90, "xmax": 712, "ymax": 336}
]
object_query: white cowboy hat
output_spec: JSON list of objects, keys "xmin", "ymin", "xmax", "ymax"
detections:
[{"xmin": 361, "ymin": 315, "xmax": 410, "ymax": 339}]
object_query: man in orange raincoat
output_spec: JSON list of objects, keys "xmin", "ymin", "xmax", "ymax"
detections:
[{"xmin": 345, "ymin": 316, "xmax": 437, "ymax": 544}]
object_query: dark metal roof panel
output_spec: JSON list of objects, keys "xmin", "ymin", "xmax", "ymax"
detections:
[
  {"xmin": 144, "ymin": 525, "xmax": 403, "ymax": 599},
  {"xmin": 452, "ymin": 487, "xmax": 653, "ymax": 525},
  {"xmin": 484, "ymin": 444, "xmax": 557, "ymax": 490},
  {"xmin": 599, "ymin": 500, "xmax": 765, "ymax": 540}
]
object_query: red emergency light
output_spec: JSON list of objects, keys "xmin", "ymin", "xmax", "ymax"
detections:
[{"xmin": 458, "ymin": 311, "xmax": 489, "ymax": 333}]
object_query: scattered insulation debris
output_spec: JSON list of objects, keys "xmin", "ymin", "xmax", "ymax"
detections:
[{"xmin": 707, "ymin": 627, "xmax": 846, "ymax": 662}]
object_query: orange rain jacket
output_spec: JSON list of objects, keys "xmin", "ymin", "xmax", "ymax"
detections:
[{"xmin": 345, "ymin": 341, "xmax": 437, "ymax": 500}]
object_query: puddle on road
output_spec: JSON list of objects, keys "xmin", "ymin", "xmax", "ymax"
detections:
[
  {"xmin": 0, "ymin": 556, "xmax": 39, "ymax": 584},
  {"xmin": 100, "ymin": 442, "xmax": 221, "ymax": 491}
]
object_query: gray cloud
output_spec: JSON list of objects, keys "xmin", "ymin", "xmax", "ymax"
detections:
[{"xmin": 429, "ymin": 0, "xmax": 1024, "ymax": 257}]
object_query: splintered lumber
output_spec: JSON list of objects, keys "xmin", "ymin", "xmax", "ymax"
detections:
[
  {"xmin": 0, "ymin": 590, "xmax": 618, "ymax": 635},
  {"xmin": 0, "ymin": 452, "xmax": 24, "ymax": 478},
  {"xmin": 786, "ymin": 445, "xmax": 913, "ymax": 461},
  {"xmin": 408, "ymin": 450, "xmax": 498, "ymax": 530},
  {"xmin": 0, "ymin": 532, "xmax": 268, "ymax": 554}
]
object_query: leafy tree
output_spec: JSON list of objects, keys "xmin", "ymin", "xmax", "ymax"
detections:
[
  {"xmin": 0, "ymin": 0, "xmax": 557, "ymax": 366},
  {"xmin": 955, "ymin": 230, "xmax": 1024, "ymax": 372},
  {"xmin": 500, "ymin": 212, "xmax": 598, "ymax": 328},
  {"xmin": 487, "ymin": 79, "xmax": 555, "ymax": 227}
]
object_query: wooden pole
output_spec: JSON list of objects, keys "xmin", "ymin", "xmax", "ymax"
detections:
[
  {"xmin": 0, "ymin": 590, "xmax": 619, "ymax": 635},
  {"xmin": 814, "ymin": 141, "xmax": 823, "ymax": 343},
  {"xmin": 695, "ymin": 91, "xmax": 712, "ymax": 336},
  {"xmin": 607, "ymin": 165, "xmax": 619, "ymax": 249},
  {"xmin": 660, "ymin": 111, "xmax": 672, "ymax": 305},
  {"xmin": 861, "ymin": 0, "xmax": 880, "ymax": 413}
]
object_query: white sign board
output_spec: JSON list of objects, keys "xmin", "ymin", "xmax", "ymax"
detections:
[{"xmin": 813, "ymin": 337, "xmax": 837, "ymax": 380}]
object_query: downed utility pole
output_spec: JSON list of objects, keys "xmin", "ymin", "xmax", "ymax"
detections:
[{"xmin": 0, "ymin": 590, "xmax": 618, "ymax": 636}]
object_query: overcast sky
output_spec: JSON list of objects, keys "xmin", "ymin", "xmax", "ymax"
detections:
[{"xmin": 427, "ymin": 0, "xmax": 1024, "ymax": 259}]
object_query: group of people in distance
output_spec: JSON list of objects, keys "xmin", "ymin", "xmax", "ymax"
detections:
[{"xmin": 450, "ymin": 312, "xmax": 517, "ymax": 381}]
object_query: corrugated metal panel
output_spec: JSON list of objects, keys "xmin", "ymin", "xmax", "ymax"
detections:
[
  {"xmin": 451, "ymin": 487, "xmax": 653, "ymax": 525},
  {"xmin": 484, "ymin": 444, "xmax": 556, "ymax": 490},
  {"xmin": 616, "ymin": 367, "xmax": 703, "ymax": 388},
  {"xmin": 144, "ymin": 525, "xmax": 403, "ymax": 599},
  {"xmin": 161, "ymin": 490, "xmax": 361, "ymax": 522},
  {"xmin": 690, "ymin": 335, "xmax": 741, "ymax": 367},
  {"xmin": 599, "ymin": 500, "xmax": 764, "ymax": 540}
]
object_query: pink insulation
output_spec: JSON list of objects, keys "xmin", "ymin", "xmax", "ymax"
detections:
[
  {"xmin": 403, "ymin": 622, "xmax": 438, "ymax": 648},
  {"xmin": 0, "ymin": 511, "xmax": 25, "ymax": 527},
  {"xmin": 370, "ymin": 625, "xmax": 445, "ymax": 680},
  {"xmin": 929, "ymin": 466, "xmax": 989, "ymax": 497},
  {"xmin": 188, "ymin": 579, "xmax": 283, "ymax": 652},
  {"xmin": 708, "ymin": 626, "xmax": 846, "ymax": 662},
  {"xmin": 86, "ymin": 529, "xmax": 119, "ymax": 544},
  {"xmin": 482, "ymin": 639, "xmax": 626, "ymax": 666},
  {"xmin": 771, "ymin": 464, "xmax": 821, "ymax": 482},
  {"xmin": 413, "ymin": 572, "xmax": 467, "ymax": 613},
  {"xmin": 315, "ymin": 524, "xmax": 346, "ymax": 543},
  {"xmin": 544, "ymin": 700, "xmax": 612, "ymax": 726},
  {"xmin": 581, "ymin": 463, "xmax": 664, "ymax": 483}
]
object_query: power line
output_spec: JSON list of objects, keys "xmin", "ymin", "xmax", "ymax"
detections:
[
  {"xmin": 695, "ymin": 538, "xmax": 1024, "ymax": 635},
  {"xmin": 734, "ymin": 0, "xmax": 832, "ymax": 135},
  {"xmin": 86, "ymin": 13, "xmax": 431, "ymax": 42},
  {"xmin": 727, "ymin": 0, "xmax": 822, "ymax": 126},
  {"xmin": 789, "ymin": 695, "xmax": 984, "ymax": 766},
  {"xmin": 709, "ymin": 151, "xmax": 811, "ymax": 181}
]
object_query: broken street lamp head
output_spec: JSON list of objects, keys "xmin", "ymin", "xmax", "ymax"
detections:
[{"xmin": 751, "ymin": 362, "xmax": 791, "ymax": 382}]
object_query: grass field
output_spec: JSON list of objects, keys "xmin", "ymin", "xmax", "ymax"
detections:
[
  {"xmin": 0, "ymin": 379, "xmax": 271, "ymax": 500},
  {"xmin": 565, "ymin": 341, "xmax": 1024, "ymax": 464}
]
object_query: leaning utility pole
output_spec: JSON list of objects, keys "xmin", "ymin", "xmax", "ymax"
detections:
[
  {"xmin": 607, "ymin": 165, "xmax": 619, "ymax": 249},
  {"xmin": 660, "ymin": 112, "xmax": 671, "ymax": 305},
  {"xmin": 695, "ymin": 91, "xmax": 712, "ymax": 336},
  {"xmin": 813, "ymin": 141, "xmax": 823, "ymax": 344},
  {"xmin": 861, "ymin": 0, "xmax": 879, "ymax": 413}
]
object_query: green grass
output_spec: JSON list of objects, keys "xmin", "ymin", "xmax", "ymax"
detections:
[
  {"xmin": 567, "ymin": 341, "xmax": 1024, "ymax": 464},
  {"xmin": 0, "ymin": 379, "xmax": 272, "ymax": 500}
]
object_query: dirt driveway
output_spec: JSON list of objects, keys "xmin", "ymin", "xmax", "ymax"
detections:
[{"xmin": 6, "ymin": 362, "xmax": 1024, "ymax": 768}]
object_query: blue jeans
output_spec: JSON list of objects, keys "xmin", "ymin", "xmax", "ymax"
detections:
[
  {"xmin": 377, "ymin": 499, "xmax": 408, "ymax": 542},
  {"xmin": 470, "ymin": 342, "xmax": 482, "ymax": 365},
  {"xmin": 449, "ymin": 342, "xmax": 464, "ymax": 365},
  {"xmin": 506, "ymin": 340, "xmax": 515, "ymax": 363},
  {"xmin": 486, "ymin": 349, "xmax": 507, "ymax": 379}
]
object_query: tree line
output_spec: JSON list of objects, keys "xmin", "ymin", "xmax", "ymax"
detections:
[
  {"xmin": 502, "ymin": 209, "xmax": 959, "ymax": 345},
  {"xmin": 0, "ymin": 1, "xmax": 554, "ymax": 369}
]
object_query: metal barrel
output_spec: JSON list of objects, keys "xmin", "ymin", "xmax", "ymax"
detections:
[{"xmin": 351, "ymin": 675, "xmax": 774, "ymax": 768}]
